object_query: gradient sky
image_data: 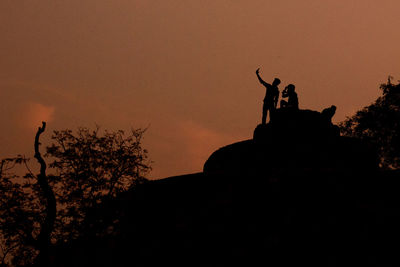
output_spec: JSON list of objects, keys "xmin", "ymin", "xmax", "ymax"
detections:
[{"xmin": 1, "ymin": 0, "xmax": 399, "ymax": 179}]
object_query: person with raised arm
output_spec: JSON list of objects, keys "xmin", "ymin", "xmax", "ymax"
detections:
[{"xmin": 255, "ymin": 68, "xmax": 280, "ymax": 124}]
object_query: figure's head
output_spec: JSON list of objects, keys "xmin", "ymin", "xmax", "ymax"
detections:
[
  {"xmin": 273, "ymin": 78, "xmax": 281, "ymax": 86},
  {"xmin": 287, "ymin": 84, "xmax": 295, "ymax": 93}
]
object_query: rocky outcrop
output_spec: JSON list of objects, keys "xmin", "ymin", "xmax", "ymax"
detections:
[{"xmin": 204, "ymin": 108, "xmax": 378, "ymax": 173}]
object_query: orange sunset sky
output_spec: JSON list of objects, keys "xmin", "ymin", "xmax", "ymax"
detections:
[{"xmin": 1, "ymin": 0, "xmax": 399, "ymax": 179}]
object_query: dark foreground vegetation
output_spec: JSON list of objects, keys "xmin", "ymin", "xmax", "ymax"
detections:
[{"xmin": 0, "ymin": 126, "xmax": 150, "ymax": 266}]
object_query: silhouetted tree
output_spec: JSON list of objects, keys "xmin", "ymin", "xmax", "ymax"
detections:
[
  {"xmin": 340, "ymin": 77, "xmax": 400, "ymax": 169},
  {"xmin": 46, "ymin": 127, "xmax": 151, "ymax": 241},
  {"xmin": 0, "ymin": 122, "xmax": 54, "ymax": 267},
  {"xmin": 0, "ymin": 156, "xmax": 41, "ymax": 266},
  {"xmin": 0, "ymin": 125, "xmax": 151, "ymax": 266}
]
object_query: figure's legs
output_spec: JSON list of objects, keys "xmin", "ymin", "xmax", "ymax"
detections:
[
  {"xmin": 269, "ymin": 108, "xmax": 275, "ymax": 122},
  {"xmin": 262, "ymin": 104, "xmax": 267, "ymax": 124}
]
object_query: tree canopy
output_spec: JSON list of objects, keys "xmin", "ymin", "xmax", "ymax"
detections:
[
  {"xmin": 0, "ymin": 126, "xmax": 151, "ymax": 266},
  {"xmin": 47, "ymin": 127, "xmax": 151, "ymax": 241},
  {"xmin": 340, "ymin": 77, "xmax": 400, "ymax": 169}
]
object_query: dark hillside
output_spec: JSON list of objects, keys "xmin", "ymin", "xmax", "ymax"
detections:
[
  {"xmin": 49, "ymin": 108, "xmax": 399, "ymax": 266},
  {"xmin": 49, "ymin": 169, "xmax": 400, "ymax": 267}
]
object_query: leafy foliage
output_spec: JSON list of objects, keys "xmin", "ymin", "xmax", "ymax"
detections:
[
  {"xmin": 46, "ymin": 127, "xmax": 151, "ymax": 241},
  {"xmin": 0, "ymin": 127, "xmax": 151, "ymax": 266},
  {"xmin": 0, "ymin": 157, "xmax": 43, "ymax": 266},
  {"xmin": 340, "ymin": 77, "xmax": 400, "ymax": 169}
]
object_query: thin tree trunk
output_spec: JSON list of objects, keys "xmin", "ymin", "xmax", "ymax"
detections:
[{"xmin": 33, "ymin": 122, "xmax": 56, "ymax": 267}]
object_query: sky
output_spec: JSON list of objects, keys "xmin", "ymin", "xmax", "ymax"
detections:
[{"xmin": 1, "ymin": 0, "xmax": 399, "ymax": 179}]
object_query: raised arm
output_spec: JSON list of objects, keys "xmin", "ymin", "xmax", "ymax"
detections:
[{"xmin": 255, "ymin": 68, "xmax": 268, "ymax": 87}]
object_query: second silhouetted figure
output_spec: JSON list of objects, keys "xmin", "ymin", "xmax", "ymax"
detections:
[
  {"xmin": 280, "ymin": 84, "xmax": 298, "ymax": 110},
  {"xmin": 256, "ymin": 68, "xmax": 280, "ymax": 124}
]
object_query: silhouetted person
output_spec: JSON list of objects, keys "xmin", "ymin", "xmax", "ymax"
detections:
[
  {"xmin": 280, "ymin": 84, "xmax": 298, "ymax": 110},
  {"xmin": 255, "ymin": 68, "xmax": 280, "ymax": 124}
]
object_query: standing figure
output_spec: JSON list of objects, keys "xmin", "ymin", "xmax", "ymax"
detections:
[
  {"xmin": 280, "ymin": 84, "xmax": 298, "ymax": 110},
  {"xmin": 255, "ymin": 68, "xmax": 280, "ymax": 124}
]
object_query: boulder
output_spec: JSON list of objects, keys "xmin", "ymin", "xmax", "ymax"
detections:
[{"xmin": 204, "ymin": 108, "xmax": 377, "ymax": 173}]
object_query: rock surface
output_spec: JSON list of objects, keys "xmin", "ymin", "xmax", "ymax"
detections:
[{"xmin": 204, "ymin": 108, "xmax": 378, "ymax": 173}]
